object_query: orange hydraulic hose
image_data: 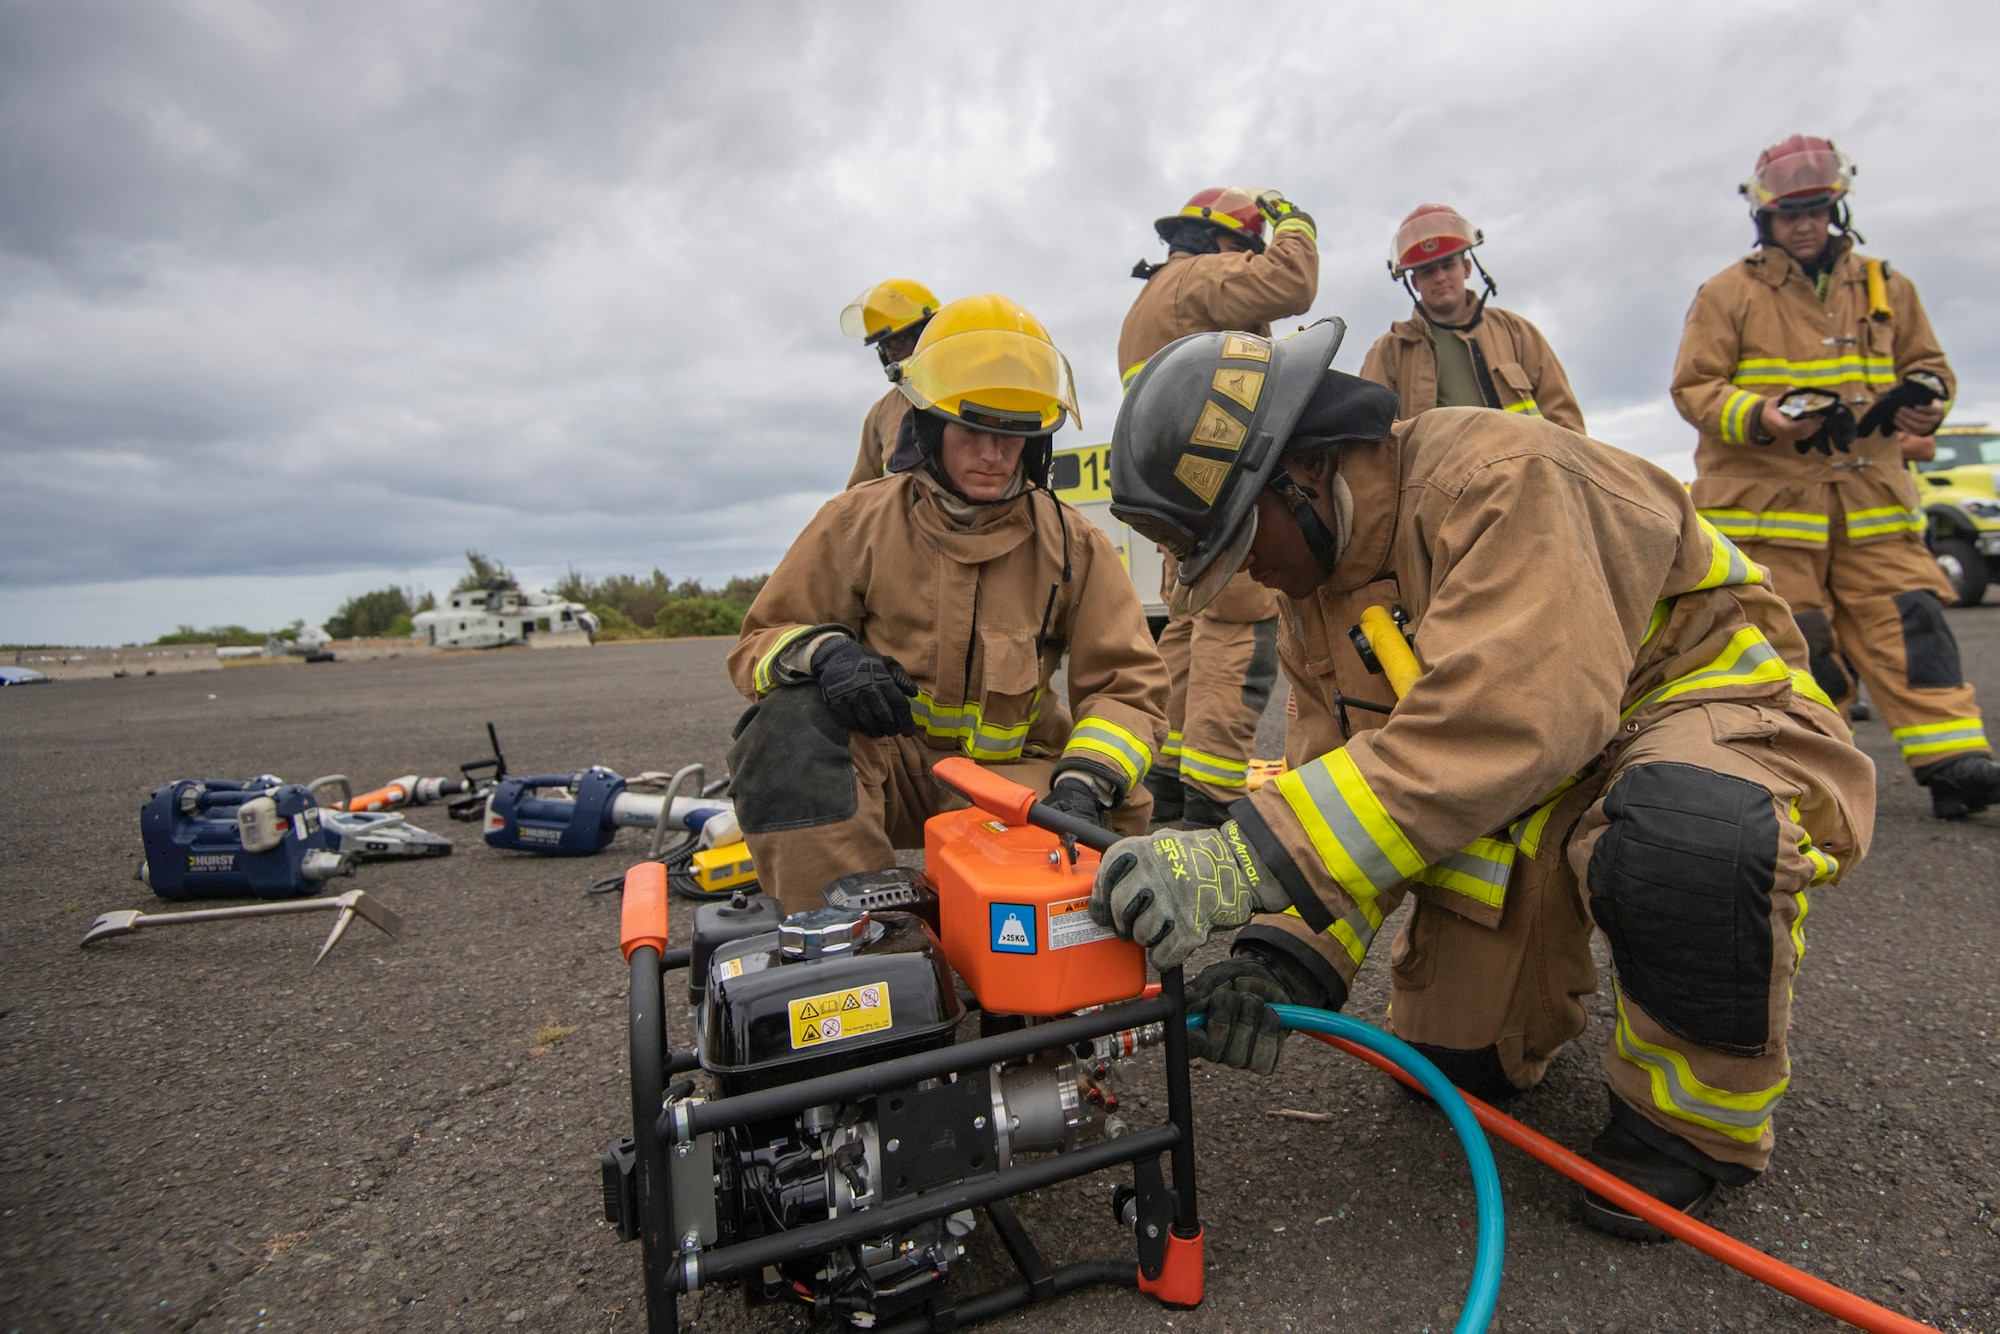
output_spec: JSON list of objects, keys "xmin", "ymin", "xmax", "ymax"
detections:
[{"xmin": 1307, "ymin": 1032, "xmax": 1936, "ymax": 1334}]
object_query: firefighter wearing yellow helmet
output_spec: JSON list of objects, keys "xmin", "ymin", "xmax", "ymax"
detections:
[
  {"xmin": 728, "ymin": 295, "xmax": 1169, "ymax": 911},
  {"xmin": 1672, "ymin": 135, "xmax": 1998, "ymax": 819},
  {"xmin": 1360, "ymin": 204, "xmax": 1584, "ymax": 432},
  {"xmin": 839, "ymin": 278, "xmax": 939, "ymax": 488},
  {"xmin": 1118, "ymin": 186, "xmax": 1320, "ymax": 828}
]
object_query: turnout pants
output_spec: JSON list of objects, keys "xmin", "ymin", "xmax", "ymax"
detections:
[
  {"xmin": 1155, "ymin": 557, "xmax": 1280, "ymax": 804},
  {"xmin": 1249, "ymin": 699, "xmax": 1872, "ymax": 1174},
  {"xmin": 1747, "ymin": 507, "xmax": 1989, "ymax": 774},
  {"xmin": 730, "ymin": 687, "xmax": 1152, "ymax": 914}
]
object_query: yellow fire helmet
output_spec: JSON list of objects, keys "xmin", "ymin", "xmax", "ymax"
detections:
[
  {"xmin": 893, "ymin": 294, "xmax": 1080, "ymax": 436},
  {"xmin": 838, "ymin": 278, "xmax": 941, "ymax": 345}
]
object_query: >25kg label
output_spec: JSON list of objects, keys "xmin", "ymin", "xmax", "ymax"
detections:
[{"xmin": 788, "ymin": 980, "xmax": 893, "ymax": 1050}]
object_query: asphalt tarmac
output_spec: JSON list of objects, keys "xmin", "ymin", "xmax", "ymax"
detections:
[{"xmin": 3, "ymin": 623, "xmax": 1997, "ymax": 1333}]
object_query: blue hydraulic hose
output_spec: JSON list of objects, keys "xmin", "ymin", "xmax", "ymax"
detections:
[{"xmin": 1190, "ymin": 1005, "xmax": 1505, "ymax": 1334}]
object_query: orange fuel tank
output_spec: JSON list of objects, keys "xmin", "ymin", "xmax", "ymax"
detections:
[{"xmin": 924, "ymin": 805, "xmax": 1146, "ymax": 1017}]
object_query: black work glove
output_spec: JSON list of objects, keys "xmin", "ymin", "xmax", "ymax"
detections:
[
  {"xmin": 1855, "ymin": 370, "xmax": 1949, "ymax": 439},
  {"xmin": 1185, "ymin": 948, "xmax": 1334, "ymax": 1076},
  {"xmin": 1041, "ymin": 777, "xmax": 1109, "ymax": 830},
  {"xmin": 1774, "ymin": 390, "xmax": 1855, "ymax": 456},
  {"xmin": 811, "ymin": 637, "xmax": 917, "ymax": 737}
]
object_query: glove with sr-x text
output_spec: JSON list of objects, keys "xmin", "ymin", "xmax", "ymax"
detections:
[
  {"xmin": 1186, "ymin": 948, "xmax": 1341, "ymax": 1076},
  {"xmin": 811, "ymin": 637, "xmax": 918, "ymax": 738},
  {"xmin": 1089, "ymin": 820, "xmax": 1291, "ymax": 969}
]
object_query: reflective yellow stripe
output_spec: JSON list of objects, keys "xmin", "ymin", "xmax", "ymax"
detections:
[
  {"xmin": 1791, "ymin": 890, "xmax": 1810, "ymax": 970},
  {"xmin": 1274, "ymin": 751, "xmax": 1427, "ymax": 898},
  {"xmin": 1066, "ymin": 716, "xmax": 1153, "ymax": 786},
  {"xmin": 752, "ymin": 625, "xmax": 817, "ymax": 694},
  {"xmin": 911, "ymin": 688, "xmax": 1039, "ymax": 761},
  {"xmin": 1731, "ymin": 355, "xmax": 1896, "ymax": 388},
  {"xmin": 1179, "ymin": 746, "xmax": 1249, "ymax": 788},
  {"xmin": 1503, "ymin": 397, "xmax": 1542, "ymax": 417},
  {"xmin": 1893, "ymin": 718, "xmax": 1989, "ymax": 760},
  {"xmin": 1613, "ymin": 992, "xmax": 1788, "ymax": 1143},
  {"xmin": 1692, "ymin": 516, "xmax": 1763, "ymax": 590},
  {"xmin": 1788, "ymin": 669, "xmax": 1836, "ymax": 714},
  {"xmin": 1282, "ymin": 890, "xmax": 1384, "ymax": 968},
  {"xmin": 1507, "ymin": 775, "xmax": 1582, "ymax": 859},
  {"xmin": 1622, "ymin": 625, "xmax": 1790, "ymax": 720},
  {"xmin": 1121, "ymin": 360, "xmax": 1147, "ymax": 390},
  {"xmin": 1718, "ymin": 389, "xmax": 1762, "ymax": 445},
  {"xmin": 1414, "ymin": 835, "xmax": 1516, "ymax": 909},
  {"xmin": 1641, "ymin": 599, "xmax": 1673, "ymax": 649},
  {"xmin": 1698, "ymin": 507, "xmax": 1830, "ymax": 545},
  {"xmin": 1273, "ymin": 215, "xmax": 1317, "ymax": 244},
  {"xmin": 1844, "ymin": 505, "xmax": 1925, "ymax": 539}
]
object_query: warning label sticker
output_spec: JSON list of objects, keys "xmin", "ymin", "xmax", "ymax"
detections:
[
  {"xmin": 1047, "ymin": 895, "xmax": 1115, "ymax": 951},
  {"xmin": 788, "ymin": 980, "xmax": 892, "ymax": 1050},
  {"xmin": 718, "ymin": 957, "xmax": 744, "ymax": 980}
]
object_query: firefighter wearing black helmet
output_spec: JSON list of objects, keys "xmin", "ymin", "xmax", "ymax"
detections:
[{"xmin": 1091, "ymin": 320, "xmax": 1874, "ymax": 1240}]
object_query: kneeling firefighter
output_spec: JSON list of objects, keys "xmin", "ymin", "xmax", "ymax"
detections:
[
  {"xmin": 1091, "ymin": 320, "xmax": 1876, "ymax": 1238},
  {"xmin": 728, "ymin": 295, "xmax": 1170, "ymax": 913}
]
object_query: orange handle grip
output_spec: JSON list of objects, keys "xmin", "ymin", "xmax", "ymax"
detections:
[
  {"xmin": 342, "ymin": 782, "xmax": 408, "ymax": 813},
  {"xmin": 619, "ymin": 862, "xmax": 671, "ymax": 961},
  {"xmin": 932, "ymin": 756, "xmax": 1036, "ymax": 824}
]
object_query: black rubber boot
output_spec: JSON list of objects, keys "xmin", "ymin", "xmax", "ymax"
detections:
[
  {"xmin": 1577, "ymin": 1097, "xmax": 1745, "ymax": 1241},
  {"xmin": 1915, "ymin": 752, "xmax": 2000, "ymax": 820},
  {"xmin": 1141, "ymin": 769, "xmax": 1183, "ymax": 825},
  {"xmin": 1177, "ymin": 786, "xmax": 1232, "ymax": 830},
  {"xmin": 1397, "ymin": 1042, "xmax": 1523, "ymax": 1105}
]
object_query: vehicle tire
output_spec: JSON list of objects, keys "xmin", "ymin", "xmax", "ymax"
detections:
[{"xmin": 1932, "ymin": 536, "xmax": 1988, "ymax": 607}]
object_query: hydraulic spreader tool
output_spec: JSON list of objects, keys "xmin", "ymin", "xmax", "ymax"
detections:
[
  {"xmin": 599, "ymin": 759, "xmax": 1505, "ymax": 1333},
  {"xmin": 483, "ymin": 765, "xmax": 735, "ymax": 857}
]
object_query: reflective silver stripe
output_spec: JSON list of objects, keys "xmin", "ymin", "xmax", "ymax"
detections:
[
  {"xmin": 1066, "ymin": 718, "xmax": 1153, "ymax": 785},
  {"xmin": 1179, "ymin": 749, "xmax": 1249, "ymax": 787},
  {"xmin": 1287, "ymin": 759, "xmax": 1410, "ymax": 894}
]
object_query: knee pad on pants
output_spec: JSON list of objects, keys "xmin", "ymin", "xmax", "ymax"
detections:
[
  {"xmin": 1893, "ymin": 589, "xmax": 1964, "ymax": 688},
  {"xmin": 726, "ymin": 685, "xmax": 858, "ymax": 833},
  {"xmin": 1587, "ymin": 762, "xmax": 1778, "ymax": 1056},
  {"xmin": 1405, "ymin": 1042, "xmax": 1521, "ymax": 1103},
  {"xmin": 1241, "ymin": 618, "xmax": 1279, "ymax": 713}
]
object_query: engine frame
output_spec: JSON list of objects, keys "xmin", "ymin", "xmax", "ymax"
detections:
[{"xmin": 615, "ymin": 941, "xmax": 1203, "ymax": 1333}]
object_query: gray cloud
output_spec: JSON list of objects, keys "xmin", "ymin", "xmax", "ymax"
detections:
[{"xmin": 4, "ymin": 0, "xmax": 1999, "ymax": 642}]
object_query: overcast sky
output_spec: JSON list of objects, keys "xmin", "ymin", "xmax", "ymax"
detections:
[{"xmin": 6, "ymin": 0, "xmax": 1999, "ymax": 645}]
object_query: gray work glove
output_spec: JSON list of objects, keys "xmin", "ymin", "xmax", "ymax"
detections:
[
  {"xmin": 1186, "ymin": 949, "xmax": 1337, "ymax": 1076},
  {"xmin": 1089, "ymin": 820, "xmax": 1289, "ymax": 969}
]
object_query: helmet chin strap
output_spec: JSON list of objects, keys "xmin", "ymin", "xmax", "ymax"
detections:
[{"xmin": 1267, "ymin": 471, "xmax": 1349, "ymax": 576}]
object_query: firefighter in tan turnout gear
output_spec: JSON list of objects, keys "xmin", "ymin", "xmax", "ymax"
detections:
[
  {"xmin": 1674, "ymin": 135, "xmax": 2000, "ymax": 819},
  {"xmin": 1361, "ymin": 204, "xmax": 1585, "ymax": 432},
  {"xmin": 1091, "ymin": 319, "xmax": 1875, "ymax": 1238},
  {"xmin": 1119, "ymin": 186, "xmax": 1318, "ymax": 826},
  {"xmin": 728, "ymin": 295, "xmax": 1169, "ymax": 913},
  {"xmin": 838, "ymin": 278, "xmax": 939, "ymax": 488}
]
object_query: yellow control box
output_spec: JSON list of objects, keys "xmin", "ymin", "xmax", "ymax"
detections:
[{"xmin": 691, "ymin": 841, "xmax": 757, "ymax": 894}]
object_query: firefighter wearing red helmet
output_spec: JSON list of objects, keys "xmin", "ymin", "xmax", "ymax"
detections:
[
  {"xmin": 1117, "ymin": 186, "xmax": 1320, "ymax": 827},
  {"xmin": 1673, "ymin": 135, "xmax": 1999, "ymax": 819},
  {"xmin": 1360, "ymin": 204, "xmax": 1584, "ymax": 432}
]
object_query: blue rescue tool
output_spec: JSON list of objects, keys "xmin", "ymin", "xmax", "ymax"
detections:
[
  {"xmin": 483, "ymin": 766, "xmax": 732, "ymax": 858},
  {"xmin": 139, "ymin": 778, "xmax": 355, "ymax": 901}
]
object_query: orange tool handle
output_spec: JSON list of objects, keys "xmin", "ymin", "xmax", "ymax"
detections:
[
  {"xmin": 933, "ymin": 756, "xmax": 1036, "ymax": 824},
  {"xmin": 619, "ymin": 862, "xmax": 671, "ymax": 962},
  {"xmin": 342, "ymin": 782, "xmax": 408, "ymax": 812}
]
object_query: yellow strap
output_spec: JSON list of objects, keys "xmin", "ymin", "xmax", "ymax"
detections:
[
  {"xmin": 1866, "ymin": 259, "xmax": 1892, "ymax": 322},
  {"xmin": 1358, "ymin": 606, "xmax": 1422, "ymax": 698}
]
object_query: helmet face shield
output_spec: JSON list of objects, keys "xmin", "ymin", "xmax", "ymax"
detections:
[
  {"xmin": 1389, "ymin": 204, "xmax": 1482, "ymax": 278},
  {"xmin": 1742, "ymin": 136, "xmax": 1853, "ymax": 213},
  {"xmin": 895, "ymin": 300, "xmax": 1080, "ymax": 436},
  {"xmin": 840, "ymin": 279, "xmax": 941, "ymax": 343},
  {"xmin": 1177, "ymin": 506, "xmax": 1258, "ymax": 614}
]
